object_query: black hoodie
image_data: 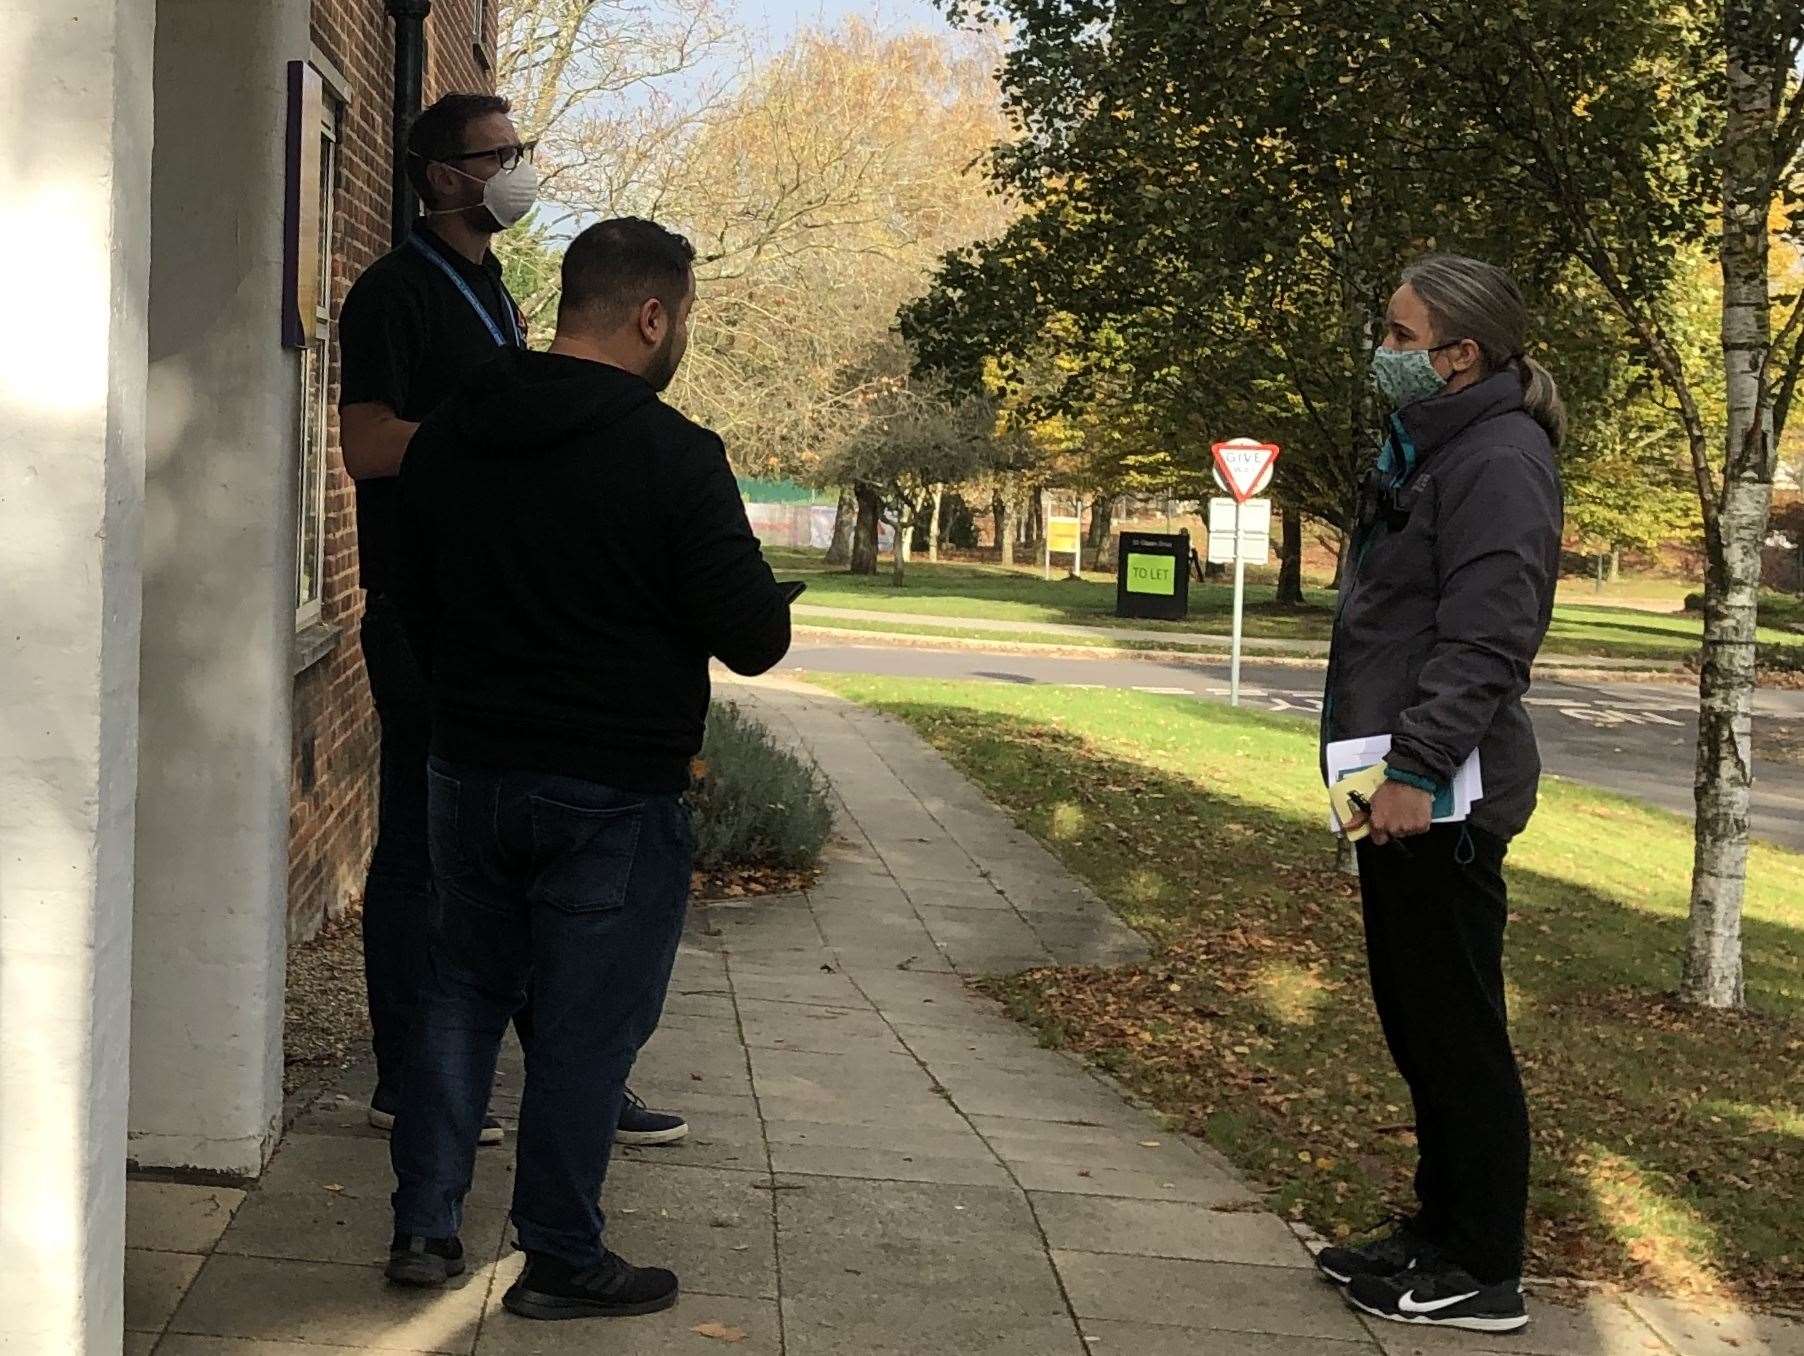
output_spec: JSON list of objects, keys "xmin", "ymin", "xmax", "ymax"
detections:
[{"xmin": 392, "ymin": 348, "xmax": 792, "ymax": 793}]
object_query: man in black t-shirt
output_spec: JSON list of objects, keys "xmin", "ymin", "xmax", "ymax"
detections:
[{"xmin": 339, "ymin": 93, "xmax": 687, "ymax": 1151}]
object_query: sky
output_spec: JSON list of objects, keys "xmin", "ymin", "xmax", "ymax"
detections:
[{"xmin": 739, "ymin": 0, "xmax": 956, "ymax": 47}]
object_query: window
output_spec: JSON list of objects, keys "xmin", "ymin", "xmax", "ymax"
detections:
[
  {"xmin": 472, "ymin": 0, "xmax": 493, "ymax": 69},
  {"xmin": 296, "ymin": 94, "xmax": 338, "ymax": 630}
]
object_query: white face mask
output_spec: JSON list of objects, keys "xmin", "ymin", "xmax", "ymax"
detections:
[
  {"xmin": 436, "ymin": 157, "xmax": 539, "ymax": 230},
  {"xmin": 479, "ymin": 158, "xmax": 539, "ymax": 228}
]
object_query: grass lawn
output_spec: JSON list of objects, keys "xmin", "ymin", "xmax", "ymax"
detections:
[
  {"xmin": 770, "ymin": 547, "xmax": 1804, "ymax": 664},
  {"xmin": 811, "ymin": 673, "xmax": 1804, "ymax": 1308}
]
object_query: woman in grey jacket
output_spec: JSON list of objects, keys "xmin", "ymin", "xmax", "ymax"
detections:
[{"xmin": 1313, "ymin": 255, "xmax": 1565, "ymax": 1335}]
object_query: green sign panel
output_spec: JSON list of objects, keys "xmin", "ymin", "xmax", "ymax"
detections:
[{"xmin": 1125, "ymin": 552, "xmax": 1176, "ymax": 595}]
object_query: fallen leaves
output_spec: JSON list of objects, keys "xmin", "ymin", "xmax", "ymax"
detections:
[{"xmin": 693, "ymin": 1320, "xmax": 748, "ymax": 1342}]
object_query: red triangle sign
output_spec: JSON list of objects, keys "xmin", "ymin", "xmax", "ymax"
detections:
[{"xmin": 1211, "ymin": 439, "xmax": 1281, "ymax": 503}]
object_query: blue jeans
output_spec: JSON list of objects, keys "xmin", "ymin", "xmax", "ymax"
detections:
[{"xmin": 390, "ymin": 758, "xmax": 693, "ymax": 1266}]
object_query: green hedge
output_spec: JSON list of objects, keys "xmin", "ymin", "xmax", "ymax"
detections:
[{"xmin": 690, "ymin": 702, "xmax": 833, "ymax": 871}]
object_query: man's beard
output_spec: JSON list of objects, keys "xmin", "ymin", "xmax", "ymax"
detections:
[{"xmin": 645, "ymin": 328, "xmax": 681, "ymax": 392}]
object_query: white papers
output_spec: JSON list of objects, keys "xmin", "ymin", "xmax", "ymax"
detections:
[{"xmin": 1324, "ymin": 736, "xmax": 1482, "ymax": 833}]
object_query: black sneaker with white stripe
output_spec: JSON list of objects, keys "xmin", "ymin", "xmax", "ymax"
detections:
[
  {"xmin": 1314, "ymin": 1216, "xmax": 1432, "ymax": 1285},
  {"xmin": 1345, "ymin": 1259, "xmax": 1528, "ymax": 1333}
]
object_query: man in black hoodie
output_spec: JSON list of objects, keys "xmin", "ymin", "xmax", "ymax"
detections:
[{"xmin": 383, "ymin": 218, "xmax": 792, "ymax": 1320}]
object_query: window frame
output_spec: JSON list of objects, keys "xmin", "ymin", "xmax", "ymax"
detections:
[
  {"xmin": 473, "ymin": 0, "xmax": 494, "ymax": 70},
  {"xmin": 294, "ymin": 90, "xmax": 340, "ymax": 634}
]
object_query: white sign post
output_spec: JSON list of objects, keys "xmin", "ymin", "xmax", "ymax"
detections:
[{"xmin": 1210, "ymin": 439, "xmax": 1281, "ymax": 706}]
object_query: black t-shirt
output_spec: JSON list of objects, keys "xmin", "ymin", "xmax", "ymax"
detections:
[{"xmin": 338, "ymin": 225, "xmax": 524, "ymax": 595}]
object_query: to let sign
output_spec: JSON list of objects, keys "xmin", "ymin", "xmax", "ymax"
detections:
[{"xmin": 1125, "ymin": 551, "xmax": 1176, "ymax": 595}]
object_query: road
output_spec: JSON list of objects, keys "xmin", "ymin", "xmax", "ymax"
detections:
[{"xmin": 778, "ymin": 642, "xmax": 1804, "ymax": 852}]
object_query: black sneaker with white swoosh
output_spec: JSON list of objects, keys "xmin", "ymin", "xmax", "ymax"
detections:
[{"xmin": 1344, "ymin": 1259, "xmax": 1528, "ymax": 1332}]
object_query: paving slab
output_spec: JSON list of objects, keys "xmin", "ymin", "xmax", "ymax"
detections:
[
  {"xmin": 1031, "ymin": 1190, "xmax": 1311, "ymax": 1268},
  {"xmin": 169, "ymin": 1254, "xmax": 488, "ymax": 1351},
  {"xmin": 127, "ymin": 1181, "xmax": 246, "ymax": 1254},
  {"xmin": 1623, "ymin": 1294, "xmax": 1804, "ymax": 1356},
  {"xmin": 736, "ymin": 999, "xmax": 907, "ymax": 1054},
  {"xmin": 219, "ymin": 1186, "xmax": 508, "ymax": 1269},
  {"xmin": 127, "ymin": 1247, "xmax": 206, "ymax": 1334},
  {"xmin": 760, "ymin": 1116, "xmax": 996, "ymax": 1159},
  {"xmin": 772, "ymin": 1175, "xmax": 1046, "ymax": 1246},
  {"xmin": 1054, "ymin": 1250, "xmax": 1377, "ymax": 1343},
  {"xmin": 258, "ymin": 1133, "xmax": 514, "ymax": 1210},
  {"xmin": 767, "ymin": 1143, "xmax": 1015, "ymax": 1186},
  {"xmin": 1365, "ymin": 1290, "xmax": 1680, "ymax": 1354},
  {"xmin": 1011, "ymin": 1158, "xmax": 1260, "ymax": 1205},
  {"xmin": 158, "ymin": 1340, "xmax": 435, "ymax": 1355},
  {"xmin": 1081, "ymin": 1320, "xmax": 1378, "ymax": 1354},
  {"xmin": 781, "ymin": 1295, "xmax": 1088, "ymax": 1356}
]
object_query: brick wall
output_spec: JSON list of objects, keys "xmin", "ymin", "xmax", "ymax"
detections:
[{"xmin": 290, "ymin": 0, "xmax": 496, "ymax": 940}]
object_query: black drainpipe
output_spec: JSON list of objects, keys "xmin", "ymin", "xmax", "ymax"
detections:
[{"xmin": 386, "ymin": 0, "xmax": 432, "ymax": 248}]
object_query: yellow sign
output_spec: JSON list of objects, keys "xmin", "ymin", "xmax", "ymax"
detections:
[
  {"xmin": 1047, "ymin": 517, "xmax": 1082, "ymax": 554},
  {"xmin": 1125, "ymin": 552, "xmax": 1175, "ymax": 595}
]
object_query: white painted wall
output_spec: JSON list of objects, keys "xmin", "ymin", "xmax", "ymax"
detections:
[
  {"xmin": 132, "ymin": 0, "xmax": 311, "ymax": 1176},
  {"xmin": 0, "ymin": 1, "xmax": 155, "ymax": 1349}
]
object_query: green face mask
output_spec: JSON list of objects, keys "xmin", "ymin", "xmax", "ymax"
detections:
[{"xmin": 1372, "ymin": 341, "xmax": 1460, "ymax": 409}]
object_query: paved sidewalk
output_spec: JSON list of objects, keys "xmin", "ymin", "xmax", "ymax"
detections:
[{"xmin": 125, "ymin": 677, "xmax": 1802, "ymax": 1354}]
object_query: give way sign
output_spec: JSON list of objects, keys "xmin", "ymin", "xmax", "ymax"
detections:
[{"xmin": 1211, "ymin": 438, "xmax": 1281, "ymax": 502}]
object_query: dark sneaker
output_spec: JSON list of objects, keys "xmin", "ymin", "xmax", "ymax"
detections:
[
  {"xmin": 368, "ymin": 1106, "xmax": 505, "ymax": 1147},
  {"xmin": 1345, "ymin": 1260, "xmax": 1528, "ymax": 1333},
  {"xmin": 386, "ymin": 1233, "xmax": 465, "ymax": 1288},
  {"xmin": 615, "ymin": 1089, "xmax": 689, "ymax": 1146},
  {"xmin": 1314, "ymin": 1216, "xmax": 1434, "ymax": 1285},
  {"xmin": 503, "ymin": 1249, "xmax": 680, "ymax": 1320}
]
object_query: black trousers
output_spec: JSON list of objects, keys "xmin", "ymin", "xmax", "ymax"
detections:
[
  {"xmin": 359, "ymin": 595, "xmax": 540, "ymax": 1109},
  {"xmin": 1357, "ymin": 824, "xmax": 1529, "ymax": 1283}
]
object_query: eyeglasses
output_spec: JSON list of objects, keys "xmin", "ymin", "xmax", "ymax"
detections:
[{"xmin": 442, "ymin": 140, "xmax": 537, "ymax": 172}]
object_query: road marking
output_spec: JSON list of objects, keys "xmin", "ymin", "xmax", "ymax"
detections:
[{"xmin": 1133, "ymin": 686, "xmax": 1197, "ymax": 695}]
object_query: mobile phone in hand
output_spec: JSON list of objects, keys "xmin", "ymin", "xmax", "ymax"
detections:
[{"xmin": 778, "ymin": 581, "xmax": 807, "ymax": 605}]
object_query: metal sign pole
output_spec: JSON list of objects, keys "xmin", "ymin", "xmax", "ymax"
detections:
[
  {"xmin": 1042, "ymin": 489, "xmax": 1051, "ymax": 581},
  {"xmin": 1230, "ymin": 496, "xmax": 1246, "ymax": 707}
]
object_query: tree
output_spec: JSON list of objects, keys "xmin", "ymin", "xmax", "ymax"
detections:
[
  {"xmin": 821, "ymin": 343, "xmax": 998, "ymax": 584},
  {"xmin": 1548, "ymin": 266, "xmax": 1711, "ymax": 573},
  {"xmin": 497, "ymin": 8, "xmax": 1016, "ymax": 492},
  {"xmin": 498, "ymin": 0, "xmax": 739, "ymax": 324},
  {"xmin": 910, "ymin": 0, "xmax": 1564, "ymax": 597},
  {"xmin": 1414, "ymin": 0, "xmax": 1804, "ymax": 1007}
]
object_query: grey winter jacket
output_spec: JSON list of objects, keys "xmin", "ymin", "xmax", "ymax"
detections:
[{"xmin": 1322, "ymin": 370, "xmax": 1564, "ymax": 840}]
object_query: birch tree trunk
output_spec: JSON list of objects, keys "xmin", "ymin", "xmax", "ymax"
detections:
[
  {"xmin": 825, "ymin": 485, "xmax": 857, "ymax": 565},
  {"xmin": 1683, "ymin": 6, "xmax": 1778, "ymax": 1009},
  {"xmin": 928, "ymin": 483, "xmax": 944, "ymax": 563},
  {"xmin": 892, "ymin": 513, "xmax": 911, "ymax": 584}
]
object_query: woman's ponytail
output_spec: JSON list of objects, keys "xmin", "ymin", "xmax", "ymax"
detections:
[{"xmin": 1518, "ymin": 355, "xmax": 1566, "ymax": 450}]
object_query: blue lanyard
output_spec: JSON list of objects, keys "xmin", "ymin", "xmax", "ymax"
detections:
[{"xmin": 407, "ymin": 233, "xmax": 522, "ymax": 348}]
